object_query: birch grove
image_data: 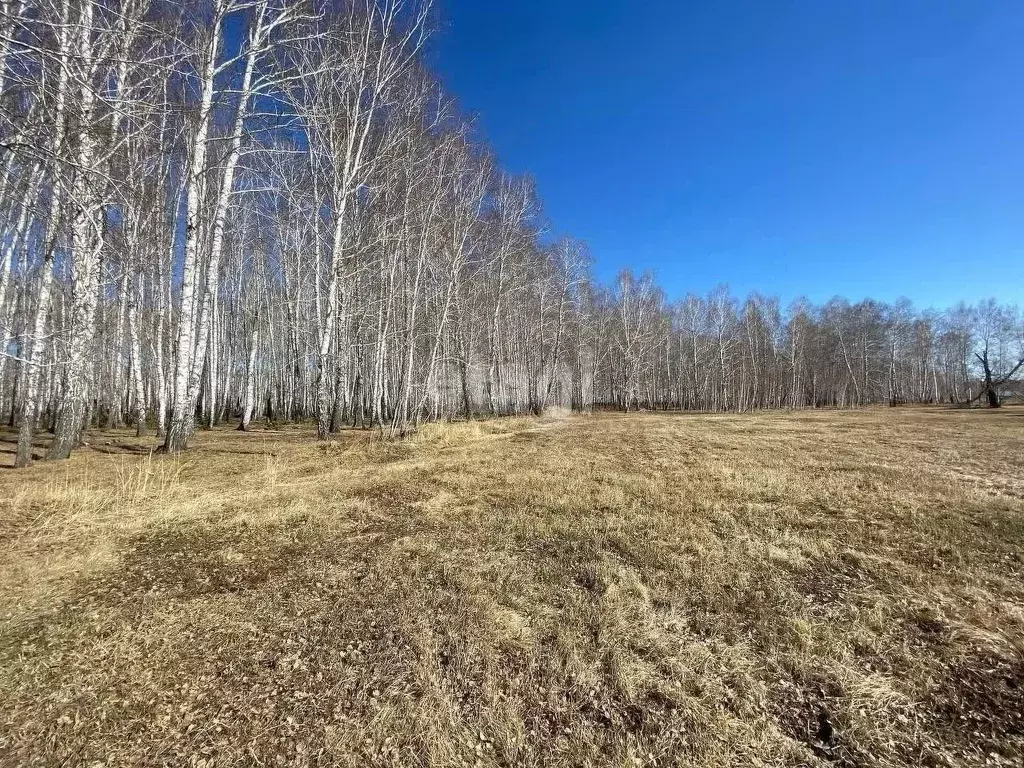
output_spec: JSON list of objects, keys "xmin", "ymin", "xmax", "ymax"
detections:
[{"xmin": 0, "ymin": 0, "xmax": 1022, "ymax": 465}]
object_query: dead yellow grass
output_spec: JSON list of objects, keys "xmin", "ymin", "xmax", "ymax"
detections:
[{"xmin": 1, "ymin": 407, "xmax": 1023, "ymax": 767}]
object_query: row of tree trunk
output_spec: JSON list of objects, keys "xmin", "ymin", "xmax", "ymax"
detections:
[{"xmin": 0, "ymin": 1, "xmax": 1021, "ymax": 467}]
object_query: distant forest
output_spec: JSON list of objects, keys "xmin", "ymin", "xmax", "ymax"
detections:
[{"xmin": 1, "ymin": 0, "xmax": 1022, "ymax": 466}]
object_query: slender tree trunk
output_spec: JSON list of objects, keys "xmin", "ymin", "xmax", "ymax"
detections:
[
  {"xmin": 165, "ymin": 1, "xmax": 225, "ymax": 453},
  {"xmin": 127, "ymin": 273, "xmax": 148, "ymax": 437},
  {"xmin": 239, "ymin": 326, "xmax": 260, "ymax": 431},
  {"xmin": 15, "ymin": 0, "xmax": 71, "ymax": 466},
  {"xmin": 49, "ymin": 0, "xmax": 104, "ymax": 459}
]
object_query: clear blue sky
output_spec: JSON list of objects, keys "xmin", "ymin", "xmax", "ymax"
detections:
[{"xmin": 429, "ymin": 0, "xmax": 1024, "ymax": 309}]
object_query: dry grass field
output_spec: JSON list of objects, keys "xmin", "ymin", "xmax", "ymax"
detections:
[{"xmin": 1, "ymin": 407, "xmax": 1023, "ymax": 767}]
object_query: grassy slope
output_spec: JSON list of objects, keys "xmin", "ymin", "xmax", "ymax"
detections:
[{"xmin": 1, "ymin": 408, "xmax": 1022, "ymax": 767}]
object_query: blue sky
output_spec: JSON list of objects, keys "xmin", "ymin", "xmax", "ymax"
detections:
[{"xmin": 429, "ymin": 0, "xmax": 1024, "ymax": 309}]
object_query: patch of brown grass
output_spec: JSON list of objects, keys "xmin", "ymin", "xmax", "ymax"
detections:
[{"xmin": 1, "ymin": 407, "xmax": 1023, "ymax": 766}]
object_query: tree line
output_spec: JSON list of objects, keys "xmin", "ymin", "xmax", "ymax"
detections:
[
  {"xmin": 592, "ymin": 282, "xmax": 1022, "ymax": 413},
  {"xmin": 1, "ymin": 0, "xmax": 1021, "ymax": 467}
]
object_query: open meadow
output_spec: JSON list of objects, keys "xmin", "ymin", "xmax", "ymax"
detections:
[{"xmin": 1, "ymin": 407, "xmax": 1023, "ymax": 767}]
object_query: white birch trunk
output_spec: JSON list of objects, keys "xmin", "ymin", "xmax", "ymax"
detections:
[
  {"xmin": 15, "ymin": 0, "xmax": 71, "ymax": 466},
  {"xmin": 49, "ymin": 0, "xmax": 105, "ymax": 459},
  {"xmin": 164, "ymin": 0, "xmax": 225, "ymax": 452},
  {"xmin": 240, "ymin": 326, "xmax": 259, "ymax": 431},
  {"xmin": 127, "ymin": 272, "xmax": 147, "ymax": 436}
]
